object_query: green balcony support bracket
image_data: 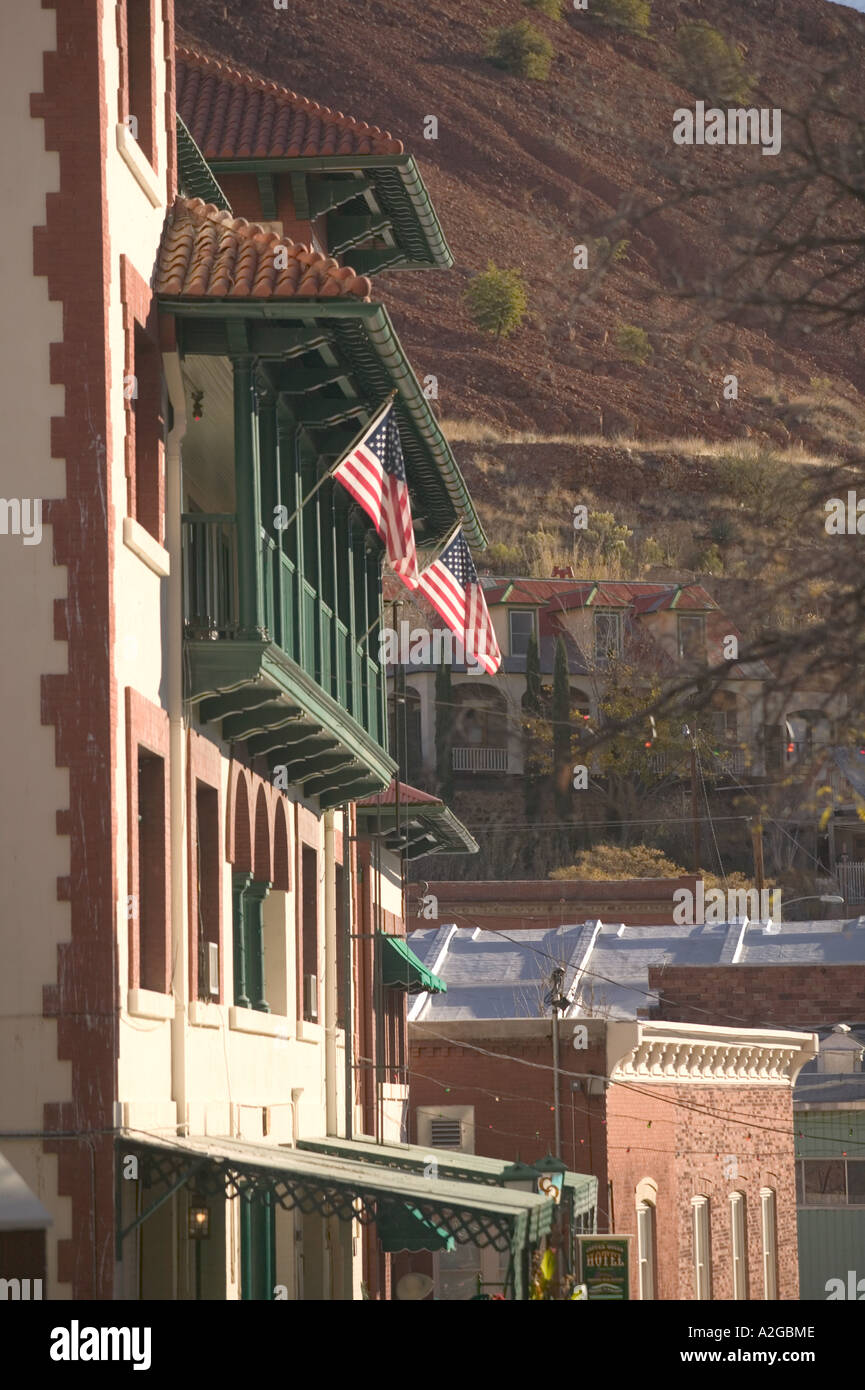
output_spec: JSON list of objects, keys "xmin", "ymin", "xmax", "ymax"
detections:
[
  {"xmin": 222, "ymin": 702, "xmax": 303, "ymax": 744},
  {"xmin": 308, "ymin": 175, "xmax": 367, "ymax": 219},
  {"xmin": 328, "ymin": 212, "xmax": 391, "ymax": 254}
]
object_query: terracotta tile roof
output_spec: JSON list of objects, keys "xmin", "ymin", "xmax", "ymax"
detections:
[
  {"xmin": 480, "ymin": 578, "xmax": 718, "ymax": 613},
  {"xmin": 176, "ymin": 46, "xmax": 404, "ymax": 161},
  {"xmin": 156, "ymin": 197, "xmax": 372, "ymax": 301},
  {"xmin": 357, "ymin": 780, "xmax": 442, "ymax": 808}
]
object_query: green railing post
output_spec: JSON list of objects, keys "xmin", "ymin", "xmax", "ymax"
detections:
[{"xmin": 233, "ymin": 358, "xmax": 265, "ymax": 637}]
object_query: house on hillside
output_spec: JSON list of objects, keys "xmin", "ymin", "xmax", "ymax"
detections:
[
  {"xmin": 384, "ymin": 576, "xmax": 841, "ymax": 786},
  {"xmin": 1, "ymin": 9, "xmax": 570, "ymax": 1303},
  {"xmin": 404, "ymin": 923, "xmax": 817, "ymax": 1300}
]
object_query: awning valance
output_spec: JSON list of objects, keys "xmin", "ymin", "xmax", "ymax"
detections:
[
  {"xmin": 378, "ymin": 1203, "xmax": 455, "ymax": 1254},
  {"xmin": 377, "ymin": 931, "xmax": 447, "ymax": 995}
]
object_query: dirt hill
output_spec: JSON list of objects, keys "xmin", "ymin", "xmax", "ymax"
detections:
[{"xmin": 177, "ymin": 0, "xmax": 865, "ymax": 445}]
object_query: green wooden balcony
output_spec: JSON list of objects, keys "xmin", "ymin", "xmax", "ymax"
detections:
[{"xmin": 182, "ymin": 512, "xmax": 394, "ymax": 806}]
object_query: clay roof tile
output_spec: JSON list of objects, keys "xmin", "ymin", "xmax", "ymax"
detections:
[
  {"xmin": 156, "ymin": 196, "xmax": 372, "ymax": 302},
  {"xmin": 176, "ymin": 45, "xmax": 405, "ymax": 160}
]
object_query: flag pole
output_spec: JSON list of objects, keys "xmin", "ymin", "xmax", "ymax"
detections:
[{"xmin": 278, "ymin": 389, "xmax": 398, "ymax": 532}]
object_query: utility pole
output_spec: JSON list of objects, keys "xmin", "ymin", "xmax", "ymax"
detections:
[
  {"xmin": 549, "ymin": 967, "xmax": 567, "ymax": 1159},
  {"xmin": 684, "ymin": 725, "xmax": 700, "ymax": 874},
  {"xmin": 751, "ymin": 819, "xmax": 765, "ymax": 900}
]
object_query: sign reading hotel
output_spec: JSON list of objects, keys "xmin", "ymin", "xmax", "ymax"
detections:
[{"xmin": 578, "ymin": 1236, "xmax": 630, "ymax": 1301}]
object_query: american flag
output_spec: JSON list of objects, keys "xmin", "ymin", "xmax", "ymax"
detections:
[
  {"xmin": 333, "ymin": 401, "xmax": 419, "ymax": 590},
  {"xmin": 419, "ymin": 529, "xmax": 502, "ymax": 674}
]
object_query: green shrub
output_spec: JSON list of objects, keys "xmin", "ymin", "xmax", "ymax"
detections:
[
  {"xmin": 484, "ymin": 541, "xmax": 524, "ymax": 572},
  {"xmin": 716, "ymin": 447, "xmax": 781, "ymax": 505},
  {"xmin": 464, "ymin": 263, "xmax": 529, "ymax": 338},
  {"xmin": 486, "ymin": 20, "xmax": 555, "ymax": 79},
  {"xmin": 592, "ymin": 235, "xmax": 630, "ymax": 266},
  {"xmin": 675, "ymin": 22, "xmax": 750, "ymax": 104},
  {"xmin": 591, "ymin": 0, "xmax": 651, "ymax": 37},
  {"xmin": 524, "ymin": 0, "xmax": 563, "ymax": 17},
  {"xmin": 613, "ymin": 323, "xmax": 653, "ymax": 365}
]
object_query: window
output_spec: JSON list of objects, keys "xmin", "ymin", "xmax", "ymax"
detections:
[
  {"xmin": 131, "ymin": 323, "xmax": 165, "ymax": 542},
  {"xmin": 195, "ymin": 784, "xmax": 220, "ymax": 1003},
  {"xmin": 121, "ymin": 0, "xmax": 157, "ymax": 166},
  {"xmin": 137, "ymin": 751, "xmax": 167, "ymax": 993},
  {"xmin": 636, "ymin": 1201, "xmax": 656, "ymax": 1300},
  {"xmin": 692, "ymin": 1196, "xmax": 712, "ymax": 1300},
  {"xmin": 798, "ymin": 1158, "xmax": 865, "ymax": 1206},
  {"xmin": 508, "ymin": 610, "xmax": 535, "ymax": 659},
  {"xmin": 594, "ymin": 610, "xmax": 622, "ymax": 663},
  {"xmin": 760, "ymin": 1189, "xmax": 777, "ymax": 1299},
  {"xmin": 677, "ymin": 615, "xmax": 706, "ymax": 661},
  {"xmin": 231, "ymin": 874, "xmax": 270, "ymax": 1012},
  {"xmin": 730, "ymin": 1193, "xmax": 748, "ymax": 1299},
  {"xmin": 301, "ymin": 846, "xmax": 319, "ymax": 1022}
]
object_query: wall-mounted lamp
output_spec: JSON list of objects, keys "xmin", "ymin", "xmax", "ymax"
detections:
[{"xmin": 188, "ymin": 1195, "xmax": 210, "ymax": 1240}]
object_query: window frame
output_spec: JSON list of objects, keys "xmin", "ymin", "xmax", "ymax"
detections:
[
  {"xmin": 760, "ymin": 1188, "xmax": 777, "ymax": 1300},
  {"xmin": 593, "ymin": 609, "xmax": 623, "ymax": 663},
  {"xmin": 692, "ymin": 1196, "xmax": 712, "ymax": 1300},
  {"xmin": 730, "ymin": 1191, "xmax": 748, "ymax": 1300},
  {"xmin": 677, "ymin": 613, "xmax": 706, "ymax": 661},
  {"xmin": 508, "ymin": 608, "xmax": 536, "ymax": 660}
]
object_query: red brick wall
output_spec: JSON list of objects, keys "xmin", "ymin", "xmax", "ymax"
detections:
[
  {"xmin": 606, "ymin": 1081, "xmax": 798, "ymax": 1300},
  {"xmin": 411, "ymin": 1034, "xmax": 798, "ymax": 1300},
  {"xmin": 406, "ymin": 877, "xmax": 700, "ymax": 932},
  {"xmin": 410, "ymin": 1034, "xmax": 610, "ymax": 1198},
  {"xmin": 650, "ymin": 965, "xmax": 865, "ymax": 1029}
]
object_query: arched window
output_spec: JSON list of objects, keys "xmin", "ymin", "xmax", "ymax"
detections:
[
  {"xmin": 635, "ymin": 1179, "xmax": 657, "ymax": 1300},
  {"xmin": 760, "ymin": 1188, "xmax": 778, "ymax": 1300},
  {"xmin": 692, "ymin": 1196, "xmax": 712, "ymax": 1300},
  {"xmin": 730, "ymin": 1192, "xmax": 748, "ymax": 1299}
]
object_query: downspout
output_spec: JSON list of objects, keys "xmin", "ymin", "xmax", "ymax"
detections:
[
  {"xmin": 164, "ymin": 353, "xmax": 189, "ymax": 1138},
  {"xmin": 324, "ymin": 808, "xmax": 338, "ymax": 1135}
]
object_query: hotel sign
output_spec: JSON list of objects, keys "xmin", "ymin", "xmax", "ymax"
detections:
[{"xmin": 578, "ymin": 1236, "xmax": 631, "ymax": 1300}]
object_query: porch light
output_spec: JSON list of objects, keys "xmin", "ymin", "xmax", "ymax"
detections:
[{"xmin": 188, "ymin": 1197, "xmax": 210, "ymax": 1240}]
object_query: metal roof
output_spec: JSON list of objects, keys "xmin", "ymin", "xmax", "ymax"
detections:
[{"xmin": 407, "ymin": 918, "xmax": 865, "ymax": 1021}]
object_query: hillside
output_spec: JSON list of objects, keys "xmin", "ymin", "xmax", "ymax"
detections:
[{"xmin": 176, "ymin": 0, "xmax": 865, "ymax": 445}]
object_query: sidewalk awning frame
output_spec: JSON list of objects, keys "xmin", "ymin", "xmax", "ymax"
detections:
[
  {"xmin": 298, "ymin": 1134, "xmax": 598, "ymax": 1226},
  {"xmin": 116, "ymin": 1133, "xmax": 554, "ymax": 1298}
]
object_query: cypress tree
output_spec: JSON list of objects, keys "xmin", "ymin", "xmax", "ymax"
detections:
[
  {"xmin": 552, "ymin": 635, "xmax": 572, "ymax": 822},
  {"xmin": 525, "ymin": 630, "xmax": 542, "ymax": 713},
  {"xmin": 523, "ymin": 630, "xmax": 543, "ymax": 827}
]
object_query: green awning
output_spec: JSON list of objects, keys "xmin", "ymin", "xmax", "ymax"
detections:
[
  {"xmin": 378, "ymin": 1202, "xmax": 455, "ymax": 1254},
  {"xmin": 299, "ymin": 1135, "xmax": 598, "ymax": 1225},
  {"xmin": 378, "ymin": 932, "xmax": 447, "ymax": 995}
]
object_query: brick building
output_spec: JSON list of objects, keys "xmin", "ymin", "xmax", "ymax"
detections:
[
  {"xmin": 406, "ymin": 876, "xmax": 700, "ymax": 931},
  {"xmin": 2, "ymin": 4, "xmax": 565, "ymax": 1303},
  {"xmin": 406, "ymin": 925, "xmax": 817, "ymax": 1300}
]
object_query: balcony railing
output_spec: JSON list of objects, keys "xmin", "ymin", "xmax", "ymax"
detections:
[
  {"xmin": 838, "ymin": 861, "xmax": 865, "ymax": 905},
  {"xmin": 182, "ymin": 514, "xmax": 384, "ymax": 749},
  {"xmin": 453, "ymin": 746, "xmax": 509, "ymax": 773}
]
